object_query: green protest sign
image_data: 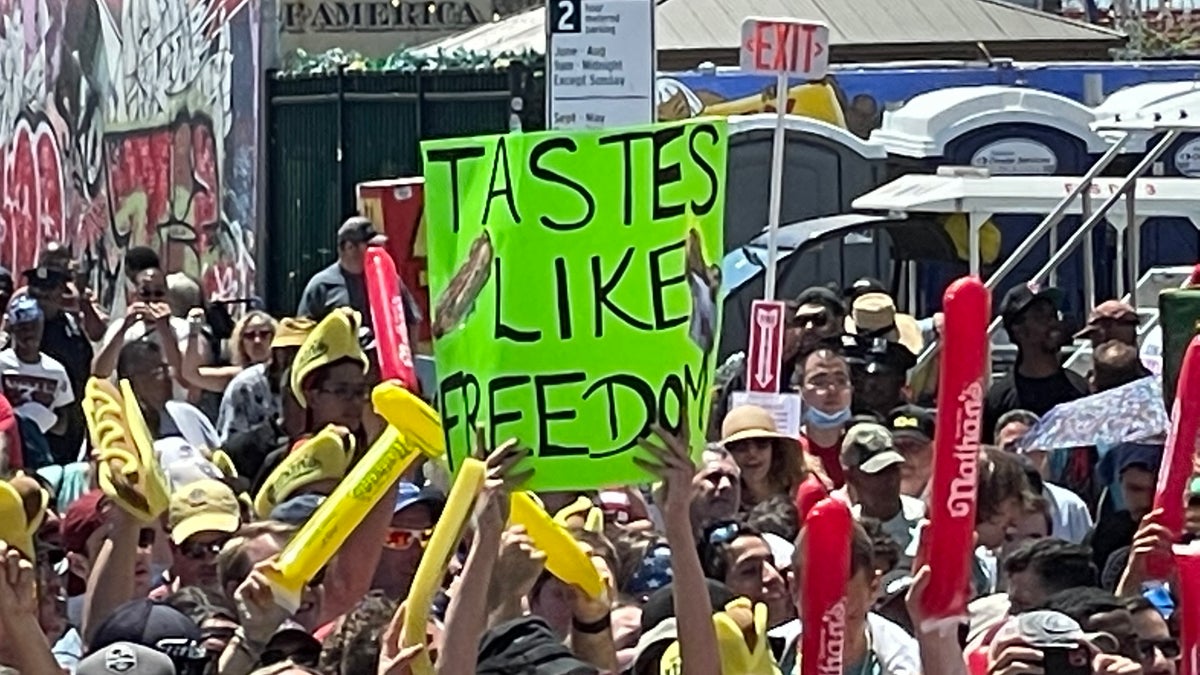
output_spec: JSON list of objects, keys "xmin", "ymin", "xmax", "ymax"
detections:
[{"xmin": 420, "ymin": 119, "xmax": 727, "ymax": 491}]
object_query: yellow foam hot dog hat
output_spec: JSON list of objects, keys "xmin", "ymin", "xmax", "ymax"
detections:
[
  {"xmin": 552, "ymin": 495, "xmax": 605, "ymax": 534},
  {"xmin": 290, "ymin": 309, "xmax": 369, "ymax": 408},
  {"xmin": 254, "ymin": 425, "xmax": 353, "ymax": 519},
  {"xmin": 83, "ymin": 378, "xmax": 169, "ymax": 521},
  {"xmin": 658, "ymin": 598, "xmax": 779, "ymax": 675},
  {"xmin": 0, "ymin": 473, "xmax": 49, "ymax": 559}
]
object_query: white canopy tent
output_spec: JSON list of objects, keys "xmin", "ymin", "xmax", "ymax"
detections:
[{"xmin": 850, "ymin": 170, "xmax": 1200, "ymax": 297}]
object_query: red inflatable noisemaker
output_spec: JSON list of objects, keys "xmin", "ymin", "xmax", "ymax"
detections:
[
  {"xmin": 918, "ymin": 276, "xmax": 989, "ymax": 628},
  {"xmin": 365, "ymin": 246, "xmax": 419, "ymax": 392},
  {"xmin": 800, "ymin": 497, "xmax": 852, "ymax": 675},
  {"xmin": 1150, "ymin": 335, "xmax": 1200, "ymax": 577}
]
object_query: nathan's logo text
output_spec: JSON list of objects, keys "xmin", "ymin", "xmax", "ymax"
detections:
[
  {"xmin": 817, "ymin": 598, "xmax": 846, "ymax": 675},
  {"xmin": 948, "ymin": 381, "xmax": 983, "ymax": 518}
]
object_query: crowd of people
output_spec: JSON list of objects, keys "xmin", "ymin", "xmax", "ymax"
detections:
[{"xmin": 0, "ymin": 214, "xmax": 1192, "ymax": 675}]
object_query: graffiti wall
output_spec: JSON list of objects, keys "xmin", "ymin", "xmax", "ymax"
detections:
[{"xmin": 0, "ymin": 0, "xmax": 259, "ymax": 310}]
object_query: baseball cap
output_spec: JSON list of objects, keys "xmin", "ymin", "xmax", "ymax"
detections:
[
  {"xmin": 78, "ymin": 641, "xmax": 175, "ymax": 675},
  {"xmin": 846, "ymin": 277, "xmax": 888, "ymax": 301},
  {"xmin": 336, "ymin": 216, "xmax": 386, "ymax": 246},
  {"xmin": 61, "ymin": 489, "xmax": 107, "ymax": 555},
  {"xmin": 887, "ymin": 405, "xmax": 935, "ymax": 443},
  {"xmin": 21, "ymin": 264, "xmax": 70, "ymax": 288},
  {"xmin": 89, "ymin": 599, "xmax": 205, "ymax": 664},
  {"xmin": 840, "ymin": 423, "xmax": 905, "ymax": 474},
  {"xmin": 166, "ymin": 479, "xmax": 241, "ymax": 545},
  {"xmin": 999, "ymin": 281, "xmax": 1064, "ymax": 327},
  {"xmin": 1075, "ymin": 300, "xmax": 1139, "ymax": 339},
  {"xmin": 6, "ymin": 295, "xmax": 42, "ymax": 325},
  {"xmin": 394, "ymin": 482, "xmax": 446, "ymax": 518},
  {"xmin": 794, "ymin": 286, "xmax": 843, "ymax": 316}
]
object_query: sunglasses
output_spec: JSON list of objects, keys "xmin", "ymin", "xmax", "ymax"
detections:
[
  {"xmin": 178, "ymin": 537, "xmax": 228, "ymax": 560},
  {"xmin": 384, "ymin": 528, "xmax": 431, "ymax": 551},
  {"xmin": 705, "ymin": 522, "xmax": 742, "ymax": 547},
  {"xmin": 138, "ymin": 288, "xmax": 167, "ymax": 300},
  {"xmin": 796, "ymin": 311, "xmax": 829, "ymax": 329},
  {"xmin": 138, "ymin": 528, "xmax": 156, "ymax": 548},
  {"xmin": 243, "ymin": 329, "xmax": 274, "ymax": 341}
]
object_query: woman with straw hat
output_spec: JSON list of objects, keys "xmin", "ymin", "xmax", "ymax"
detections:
[{"xmin": 719, "ymin": 405, "xmax": 830, "ymax": 513}]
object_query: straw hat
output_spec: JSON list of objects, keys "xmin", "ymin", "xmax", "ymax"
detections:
[
  {"xmin": 844, "ymin": 292, "xmax": 924, "ymax": 356},
  {"xmin": 719, "ymin": 405, "xmax": 797, "ymax": 448}
]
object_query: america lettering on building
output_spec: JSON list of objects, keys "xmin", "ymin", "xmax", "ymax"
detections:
[{"xmin": 281, "ymin": 0, "xmax": 485, "ymax": 32}]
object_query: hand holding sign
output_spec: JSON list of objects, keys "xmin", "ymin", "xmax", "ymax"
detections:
[
  {"xmin": 633, "ymin": 400, "xmax": 695, "ymax": 522},
  {"xmin": 475, "ymin": 431, "xmax": 535, "ymax": 532}
]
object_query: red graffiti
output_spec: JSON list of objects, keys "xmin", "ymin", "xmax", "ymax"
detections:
[
  {"xmin": 0, "ymin": 117, "xmax": 66, "ymax": 274},
  {"xmin": 105, "ymin": 114, "xmax": 219, "ymax": 248}
]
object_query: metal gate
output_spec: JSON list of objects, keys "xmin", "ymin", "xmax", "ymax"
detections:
[{"xmin": 264, "ymin": 69, "xmax": 519, "ymax": 314}]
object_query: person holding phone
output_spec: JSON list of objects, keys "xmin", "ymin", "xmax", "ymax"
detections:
[
  {"xmin": 93, "ymin": 267, "xmax": 190, "ymax": 400},
  {"xmin": 985, "ymin": 610, "xmax": 1142, "ymax": 675}
]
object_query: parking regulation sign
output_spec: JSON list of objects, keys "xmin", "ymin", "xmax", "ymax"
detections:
[{"xmin": 546, "ymin": 0, "xmax": 656, "ymax": 129}]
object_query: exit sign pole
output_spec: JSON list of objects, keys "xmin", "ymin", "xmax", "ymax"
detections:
[{"xmin": 740, "ymin": 17, "xmax": 830, "ymax": 300}]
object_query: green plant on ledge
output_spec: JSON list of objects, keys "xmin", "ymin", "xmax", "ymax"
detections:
[{"xmin": 278, "ymin": 46, "xmax": 545, "ymax": 75}]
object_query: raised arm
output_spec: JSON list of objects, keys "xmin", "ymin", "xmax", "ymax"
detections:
[
  {"xmin": 436, "ymin": 440, "xmax": 532, "ymax": 675},
  {"xmin": 634, "ymin": 414, "xmax": 721, "ymax": 675}
]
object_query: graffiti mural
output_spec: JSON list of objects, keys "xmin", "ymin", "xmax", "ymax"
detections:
[{"xmin": 0, "ymin": 0, "xmax": 258, "ymax": 310}]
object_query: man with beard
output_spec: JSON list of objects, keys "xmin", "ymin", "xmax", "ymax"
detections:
[{"xmin": 984, "ymin": 283, "xmax": 1086, "ymax": 443}]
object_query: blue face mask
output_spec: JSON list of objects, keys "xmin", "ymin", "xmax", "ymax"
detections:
[{"xmin": 804, "ymin": 405, "xmax": 851, "ymax": 429}]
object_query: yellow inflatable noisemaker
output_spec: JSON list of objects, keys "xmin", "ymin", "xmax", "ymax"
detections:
[
  {"xmin": 83, "ymin": 378, "xmax": 169, "ymax": 521},
  {"xmin": 510, "ymin": 492, "xmax": 604, "ymax": 599},
  {"xmin": 399, "ymin": 457, "xmax": 487, "ymax": 675},
  {"xmin": 263, "ymin": 383, "xmax": 446, "ymax": 612}
]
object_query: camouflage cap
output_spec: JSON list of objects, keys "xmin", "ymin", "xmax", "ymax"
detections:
[{"xmin": 840, "ymin": 423, "xmax": 905, "ymax": 474}]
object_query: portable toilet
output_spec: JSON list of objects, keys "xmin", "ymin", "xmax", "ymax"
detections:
[
  {"xmin": 1096, "ymin": 83, "xmax": 1200, "ymax": 276},
  {"xmin": 724, "ymin": 114, "xmax": 889, "ymax": 288},
  {"xmin": 869, "ymin": 85, "xmax": 1112, "ymax": 316}
]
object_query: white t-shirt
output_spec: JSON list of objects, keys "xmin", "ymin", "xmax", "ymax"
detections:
[
  {"xmin": 0, "ymin": 349, "xmax": 74, "ymax": 433},
  {"xmin": 782, "ymin": 613, "xmax": 922, "ymax": 675},
  {"xmin": 102, "ymin": 316, "xmax": 190, "ymax": 399}
]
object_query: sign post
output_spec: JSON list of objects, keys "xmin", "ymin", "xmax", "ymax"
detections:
[
  {"xmin": 547, "ymin": 0, "xmax": 655, "ymax": 129},
  {"xmin": 739, "ymin": 17, "xmax": 830, "ymax": 300},
  {"xmin": 747, "ymin": 299, "xmax": 785, "ymax": 393}
]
